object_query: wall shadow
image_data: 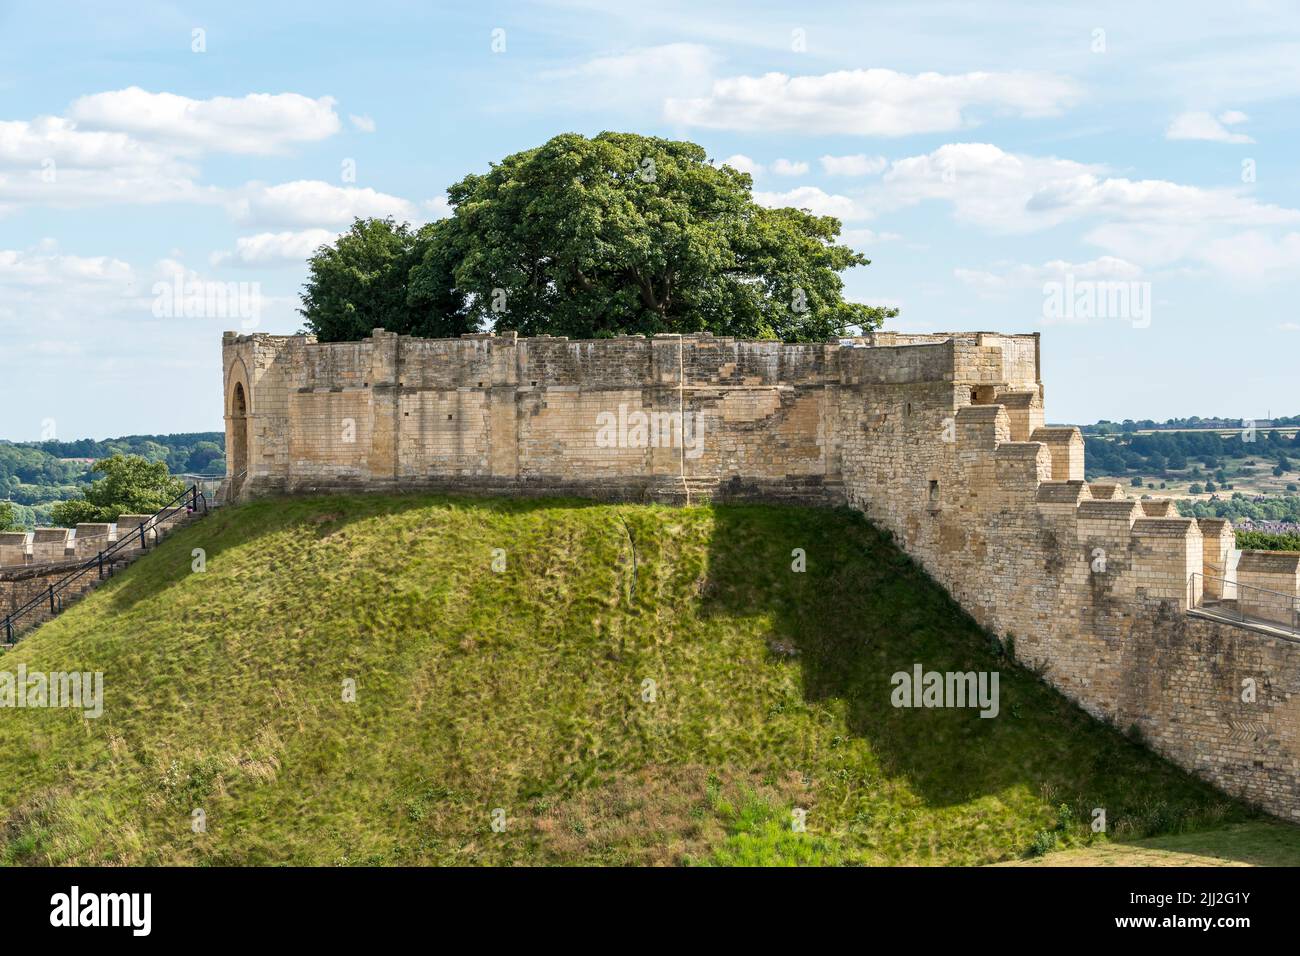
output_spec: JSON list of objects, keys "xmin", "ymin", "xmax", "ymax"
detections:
[{"xmin": 698, "ymin": 502, "xmax": 1242, "ymax": 822}]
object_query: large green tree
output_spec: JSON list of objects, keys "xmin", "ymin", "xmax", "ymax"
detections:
[
  {"xmin": 299, "ymin": 132, "xmax": 895, "ymax": 343},
  {"xmin": 299, "ymin": 218, "xmax": 473, "ymax": 342},
  {"xmin": 49, "ymin": 455, "xmax": 185, "ymax": 526}
]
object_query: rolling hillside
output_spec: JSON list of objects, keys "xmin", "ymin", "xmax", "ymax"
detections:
[{"xmin": 0, "ymin": 494, "xmax": 1287, "ymax": 866}]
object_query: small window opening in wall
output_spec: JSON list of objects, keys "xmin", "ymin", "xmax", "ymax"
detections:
[
  {"xmin": 478, "ymin": 381, "xmax": 484, "ymax": 387},
  {"xmin": 447, "ymin": 414, "xmax": 453, "ymax": 420},
  {"xmin": 531, "ymin": 380, "xmax": 538, "ymax": 386},
  {"xmin": 905, "ymin": 401, "xmax": 913, "ymax": 417},
  {"xmin": 928, "ymin": 480, "xmax": 940, "ymax": 511}
]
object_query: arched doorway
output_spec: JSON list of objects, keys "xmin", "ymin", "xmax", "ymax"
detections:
[{"xmin": 229, "ymin": 380, "xmax": 249, "ymax": 499}]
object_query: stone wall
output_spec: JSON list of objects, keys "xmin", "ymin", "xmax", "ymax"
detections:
[
  {"xmin": 0, "ymin": 511, "xmax": 186, "ymax": 571},
  {"xmin": 1, "ymin": 561, "xmax": 109, "ymax": 639},
  {"xmin": 223, "ymin": 328, "xmax": 851, "ymax": 503},
  {"xmin": 223, "ymin": 327, "xmax": 1300, "ymax": 821}
]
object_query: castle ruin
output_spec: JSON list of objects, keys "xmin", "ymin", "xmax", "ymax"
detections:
[{"xmin": 222, "ymin": 327, "xmax": 1300, "ymax": 821}]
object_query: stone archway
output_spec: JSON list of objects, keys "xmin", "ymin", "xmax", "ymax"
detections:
[{"xmin": 228, "ymin": 379, "xmax": 250, "ymax": 499}]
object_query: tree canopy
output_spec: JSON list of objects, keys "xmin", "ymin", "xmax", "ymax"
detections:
[
  {"xmin": 300, "ymin": 132, "xmax": 894, "ymax": 343},
  {"xmin": 298, "ymin": 218, "xmax": 474, "ymax": 343},
  {"xmin": 49, "ymin": 455, "xmax": 185, "ymax": 526}
]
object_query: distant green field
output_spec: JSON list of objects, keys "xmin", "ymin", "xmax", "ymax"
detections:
[{"xmin": 0, "ymin": 495, "xmax": 1280, "ymax": 865}]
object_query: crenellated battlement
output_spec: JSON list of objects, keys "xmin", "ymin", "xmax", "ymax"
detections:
[{"xmin": 0, "ymin": 511, "xmax": 193, "ymax": 570}]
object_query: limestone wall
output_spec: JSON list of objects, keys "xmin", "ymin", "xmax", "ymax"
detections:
[
  {"xmin": 223, "ymin": 327, "xmax": 1300, "ymax": 820},
  {"xmin": 224, "ymin": 329, "xmax": 846, "ymax": 503},
  {"xmin": 824, "ymin": 348, "xmax": 1300, "ymax": 821},
  {"xmin": 0, "ymin": 518, "xmax": 158, "ymax": 569},
  {"xmin": 1, "ymin": 562, "xmax": 111, "ymax": 638}
]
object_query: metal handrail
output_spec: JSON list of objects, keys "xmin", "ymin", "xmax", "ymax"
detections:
[
  {"xmin": 1189, "ymin": 571, "xmax": 1300, "ymax": 634},
  {"xmin": 1, "ymin": 484, "xmax": 207, "ymax": 644}
]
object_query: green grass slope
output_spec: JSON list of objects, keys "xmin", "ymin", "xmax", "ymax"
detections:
[
  {"xmin": 0, "ymin": 494, "xmax": 1281, "ymax": 865},
  {"xmin": 1003, "ymin": 821, "xmax": 1300, "ymax": 867}
]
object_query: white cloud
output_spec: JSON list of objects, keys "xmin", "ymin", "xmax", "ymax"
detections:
[
  {"xmin": 69, "ymin": 88, "xmax": 341, "ymax": 155},
  {"xmin": 954, "ymin": 256, "xmax": 1144, "ymax": 294},
  {"xmin": 0, "ymin": 88, "xmax": 349, "ymax": 214},
  {"xmin": 211, "ymin": 229, "xmax": 337, "ymax": 267},
  {"xmin": 0, "ymin": 162, "xmax": 207, "ymax": 215},
  {"xmin": 665, "ymin": 68, "xmax": 1080, "ymax": 136},
  {"xmin": 770, "ymin": 158, "xmax": 809, "ymax": 176},
  {"xmin": 873, "ymin": 143, "xmax": 1102, "ymax": 233},
  {"xmin": 231, "ymin": 180, "xmax": 418, "ymax": 228},
  {"xmin": 0, "ymin": 246, "xmax": 134, "ymax": 289},
  {"xmin": 1195, "ymin": 231, "xmax": 1300, "ymax": 281},
  {"xmin": 0, "ymin": 116, "xmax": 171, "ymax": 168},
  {"xmin": 820, "ymin": 154, "xmax": 887, "ymax": 176},
  {"xmin": 717, "ymin": 154, "xmax": 762, "ymax": 176},
  {"xmin": 349, "ymin": 114, "xmax": 376, "ymax": 133},
  {"xmin": 543, "ymin": 44, "xmax": 716, "ymax": 110},
  {"xmin": 423, "ymin": 196, "xmax": 453, "ymax": 219},
  {"xmin": 1149, "ymin": 42, "xmax": 1300, "ymax": 106},
  {"xmin": 1166, "ymin": 110, "xmax": 1254, "ymax": 144},
  {"xmin": 841, "ymin": 228, "xmax": 901, "ymax": 249},
  {"xmin": 0, "ymin": 245, "xmax": 141, "ymax": 329},
  {"xmin": 0, "ymin": 116, "xmax": 206, "ymax": 214},
  {"xmin": 873, "ymin": 143, "xmax": 1300, "ymax": 262},
  {"xmin": 752, "ymin": 186, "xmax": 866, "ymax": 220},
  {"xmin": 875, "ymin": 141, "xmax": 1300, "ymax": 278}
]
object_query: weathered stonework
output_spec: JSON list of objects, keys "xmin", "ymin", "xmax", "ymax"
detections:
[{"xmin": 223, "ymin": 327, "xmax": 1300, "ymax": 820}]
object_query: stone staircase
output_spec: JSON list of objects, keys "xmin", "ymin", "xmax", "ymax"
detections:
[{"xmin": 1, "ymin": 492, "xmax": 210, "ymax": 648}]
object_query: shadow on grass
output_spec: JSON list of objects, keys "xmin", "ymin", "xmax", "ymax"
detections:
[{"xmin": 697, "ymin": 503, "xmax": 1260, "ymax": 839}]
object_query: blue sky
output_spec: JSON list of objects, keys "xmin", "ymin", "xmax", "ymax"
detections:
[{"xmin": 2, "ymin": 0, "xmax": 1299, "ymax": 439}]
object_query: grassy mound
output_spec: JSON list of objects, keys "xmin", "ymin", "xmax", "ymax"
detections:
[{"xmin": 0, "ymin": 494, "xmax": 1272, "ymax": 865}]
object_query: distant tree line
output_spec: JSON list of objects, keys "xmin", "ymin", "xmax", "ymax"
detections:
[
  {"xmin": 1178, "ymin": 494, "xmax": 1300, "ymax": 523},
  {"xmin": 1085, "ymin": 429, "xmax": 1300, "ymax": 481},
  {"xmin": 0, "ymin": 433, "xmax": 223, "ymax": 527},
  {"xmin": 1083, "ymin": 415, "xmax": 1300, "ymax": 435}
]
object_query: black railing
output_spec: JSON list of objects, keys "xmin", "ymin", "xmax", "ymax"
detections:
[{"xmin": 1, "ymin": 484, "xmax": 207, "ymax": 645}]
